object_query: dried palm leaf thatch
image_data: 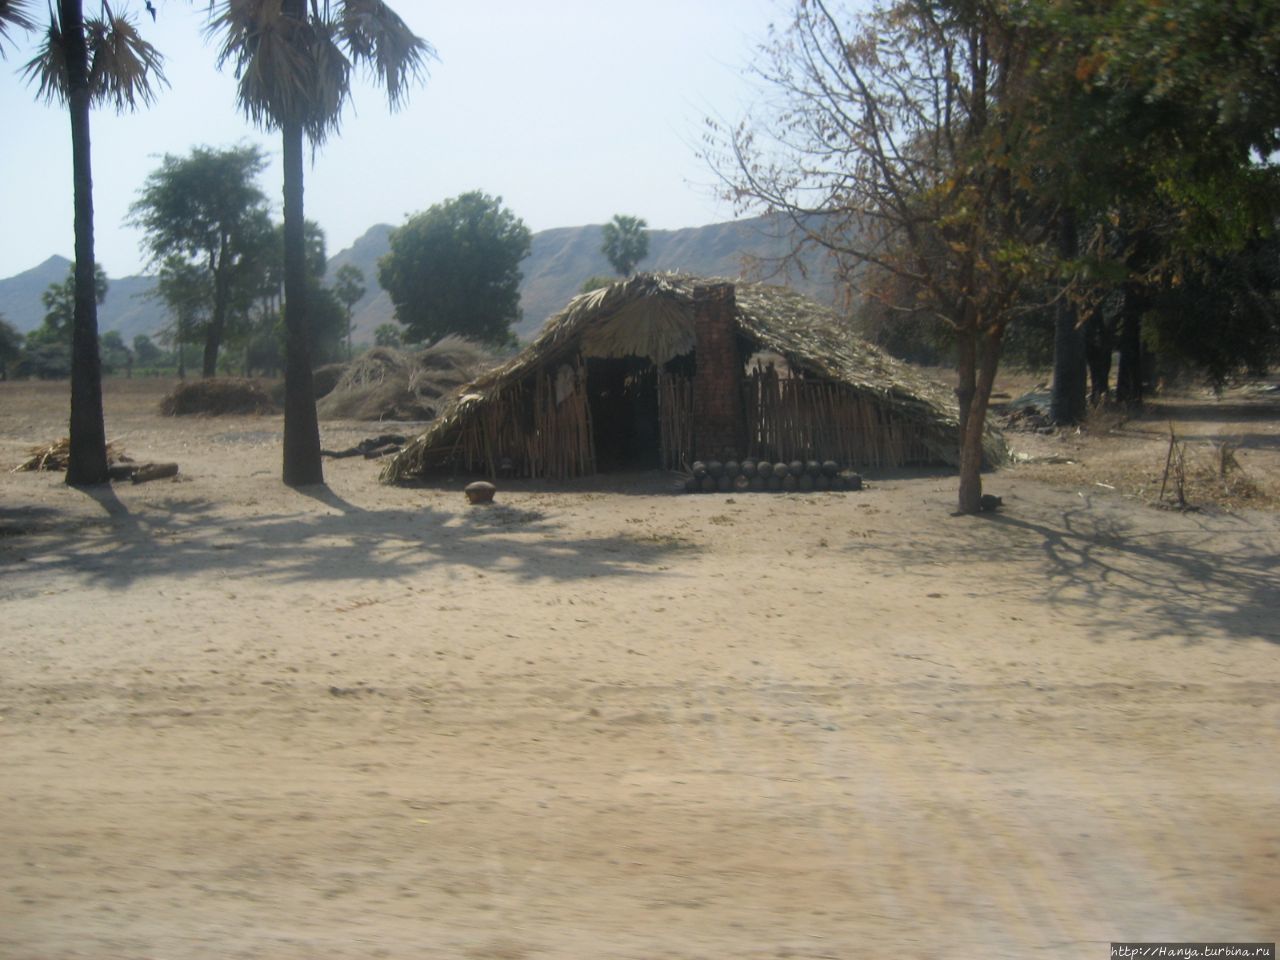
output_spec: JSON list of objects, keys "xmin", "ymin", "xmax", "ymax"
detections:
[
  {"xmin": 14, "ymin": 437, "xmax": 130, "ymax": 473},
  {"xmin": 160, "ymin": 378, "xmax": 278, "ymax": 416},
  {"xmin": 381, "ymin": 272, "xmax": 1008, "ymax": 484},
  {"xmin": 317, "ymin": 337, "xmax": 498, "ymax": 422}
]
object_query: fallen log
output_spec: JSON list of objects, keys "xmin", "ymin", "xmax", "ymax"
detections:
[{"xmin": 131, "ymin": 463, "xmax": 180, "ymax": 484}]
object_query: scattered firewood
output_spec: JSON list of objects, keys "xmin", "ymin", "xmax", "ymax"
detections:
[{"xmin": 13, "ymin": 438, "xmax": 131, "ymax": 473}]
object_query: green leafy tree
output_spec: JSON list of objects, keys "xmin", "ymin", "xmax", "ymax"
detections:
[
  {"xmin": 600, "ymin": 214, "xmax": 649, "ymax": 276},
  {"xmin": 208, "ymin": 0, "xmax": 434, "ymax": 488},
  {"xmin": 129, "ymin": 145, "xmax": 271, "ymax": 378},
  {"xmin": 373, "ymin": 323, "xmax": 401, "ymax": 348},
  {"xmin": 39, "ymin": 262, "xmax": 108, "ymax": 338},
  {"xmin": 0, "ymin": 315, "xmax": 25, "ymax": 380},
  {"xmin": 19, "ymin": 325, "xmax": 71, "ymax": 379},
  {"xmin": 579, "ymin": 275, "xmax": 614, "ymax": 295},
  {"xmin": 308, "ymin": 282, "xmax": 348, "ymax": 365},
  {"xmin": 99, "ymin": 330, "xmax": 131, "ymax": 375},
  {"xmin": 132, "ymin": 333, "xmax": 165, "ymax": 370},
  {"xmin": 19, "ymin": 263, "xmax": 109, "ymax": 379},
  {"xmin": 1021, "ymin": 0, "xmax": 1280, "ymax": 413},
  {"xmin": 379, "ymin": 191, "xmax": 532, "ymax": 346},
  {"xmin": 150, "ymin": 256, "xmax": 211, "ymax": 378},
  {"xmin": 15, "ymin": 0, "xmax": 164, "ymax": 483},
  {"xmin": 227, "ymin": 217, "xmax": 331, "ymax": 376},
  {"xmin": 331, "ymin": 263, "xmax": 366, "ymax": 357}
]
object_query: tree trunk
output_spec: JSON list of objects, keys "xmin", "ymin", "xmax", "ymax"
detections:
[
  {"xmin": 62, "ymin": 0, "xmax": 109, "ymax": 487},
  {"xmin": 1116, "ymin": 281, "xmax": 1145, "ymax": 409},
  {"xmin": 202, "ymin": 239, "xmax": 232, "ymax": 377},
  {"xmin": 1084, "ymin": 306, "xmax": 1112, "ymax": 404},
  {"xmin": 280, "ymin": 115, "xmax": 323, "ymax": 487},
  {"xmin": 956, "ymin": 324, "xmax": 1002, "ymax": 514},
  {"xmin": 1049, "ymin": 210, "xmax": 1087, "ymax": 425}
]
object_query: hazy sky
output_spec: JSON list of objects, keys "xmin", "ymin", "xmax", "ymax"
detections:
[{"xmin": 0, "ymin": 0, "xmax": 786, "ymax": 280}]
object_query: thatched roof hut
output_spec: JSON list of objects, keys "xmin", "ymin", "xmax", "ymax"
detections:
[{"xmin": 381, "ymin": 273, "xmax": 1006, "ymax": 484}]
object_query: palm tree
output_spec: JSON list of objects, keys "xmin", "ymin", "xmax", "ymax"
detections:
[
  {"xmin": 17, "ymin": 1, "xmax": 165, "ymax": 485},
  {"xmin": 208, "ymin": 0, "xmax": 433, "ymax": 487},
  {"xmin": 601, "ymin": 214, "xmax": 650, "ymax": 277}
]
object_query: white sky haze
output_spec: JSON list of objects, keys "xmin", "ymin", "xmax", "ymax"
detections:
[{"xmin": 1, "ymin": 0, "xmax": 784, "ymax": 279}]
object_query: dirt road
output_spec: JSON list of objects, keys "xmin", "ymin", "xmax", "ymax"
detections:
[{"xmin": 1, "ymin": 379, "xmax": 1276, "ymax": 959}]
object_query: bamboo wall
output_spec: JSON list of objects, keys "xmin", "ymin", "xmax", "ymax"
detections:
[
  {"xmin": 657, "ymin": 371, "xmax": 693, "ymax": 470},
  {"xmin": 743, "ymin": 366, "xmax": 934, "ymax": 468},
  {"xmin": 445, "ymin": 361, "xmax": 935, "ymax": 479},
  {"xmin": 453, "ymin": 360, "xmax": 596, "ymax": 480}
]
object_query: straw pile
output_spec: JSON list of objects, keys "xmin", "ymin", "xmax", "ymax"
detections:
[
  {"xmin": 382, "ymin": 272, "xmax": 1008, "ymax": 484},
  {"xmin": 317, "ymin": 337, "xmax": 497, "ymax": 422},
  {"xmin": 160, "ymin": 379, "xmax": 278, "ymax": 416},
  {"xmin": 13, "ymin": 437, "xmax": 130, "ymax": 472}
]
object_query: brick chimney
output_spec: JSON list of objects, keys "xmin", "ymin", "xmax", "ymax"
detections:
[{"xmin": 692, "ymin": 282, "xmax": 744, "ymax": 459}]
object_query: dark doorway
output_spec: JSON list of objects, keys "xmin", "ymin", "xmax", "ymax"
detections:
[{"xmin": 587, "ymin": 357, "xmax": 661, "ymax": 470}]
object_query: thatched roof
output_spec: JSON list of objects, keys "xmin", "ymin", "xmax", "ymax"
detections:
[{"xmin": 381, "ymin": 272, "xmax": 1006, "ymax": 482}]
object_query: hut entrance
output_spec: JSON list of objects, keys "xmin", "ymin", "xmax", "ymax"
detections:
[{"xmin": 586, "ymin": 357, "xmax": 662, "ymax": 470}]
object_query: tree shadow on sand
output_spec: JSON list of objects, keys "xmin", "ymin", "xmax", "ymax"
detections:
[
  {"xmin": 866, "ymin": 488, "xmax": 1280, "ymax": 645},
  {"xmin": 0, "ymin": 484, "xmax": 697, "ymax": 594}
]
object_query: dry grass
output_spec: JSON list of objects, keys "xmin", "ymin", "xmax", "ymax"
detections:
[
  {"xmin": 317, "ymin": 338, "xmax": 498, "ymax": 422},
  {"xmin": 1002, "ymin": 378, "xmax": 1280, "ymax": 512}
]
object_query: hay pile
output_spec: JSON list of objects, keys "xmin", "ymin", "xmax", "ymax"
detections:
[
  {"xmin": 160, "ymin": 378, "xmax": 278, "ymax": 416},
  {"xmin": 317, "ymin": 337, "xmax": 496, "ymax": 422}
]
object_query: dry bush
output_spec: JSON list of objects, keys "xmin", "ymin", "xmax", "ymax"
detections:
[
  {"xmin": 160, "ymin": 379, "xmax": 278, "ymax": 416},
  {"xmin": 317, "ymin": 337, "xmax": 497, "ymax": 421}
]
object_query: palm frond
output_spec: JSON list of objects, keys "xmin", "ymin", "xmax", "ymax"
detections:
[
  {"xmin": 338, "ymin": 0, "xmax": 433, "ymax": 109},
  {"xmin": 20, "ymin": 8, "xmax": 166, "ymax": 112},
  {"xmin": 0, "ymin": 0, "xmax": 36, "ymax": 55},
  {"xmin": 20, "ymin": 19, "xmax": 68, "ymax": 105},
  {"xmin": 86, "ymin": 13, "xmax": 168, "ymax": 112},
  {"xmin": 209, "ymin": 0, "xmax": 349, "ymax": 142}
]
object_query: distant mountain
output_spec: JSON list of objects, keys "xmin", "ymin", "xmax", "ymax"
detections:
[
  {"xmin": 0, "ymin": 216, "xmax": 840, "ymax": 347},
  {"xmin": 332, "ymin": 215, "xmax": 841, "ymax": 343},
  {"xmin": 0, "ymin": 255, "xmax": 168, "ymax": 345}
]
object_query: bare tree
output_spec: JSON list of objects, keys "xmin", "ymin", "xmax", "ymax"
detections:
[{"xmin": 708, "ymin": 0, "xmax": 1059, "ymax": 513}]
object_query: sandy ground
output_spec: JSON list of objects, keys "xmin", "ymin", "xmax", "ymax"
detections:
[{"xmin": 1, "ymin": 377, "xmax": 1277, "ymax": 960}]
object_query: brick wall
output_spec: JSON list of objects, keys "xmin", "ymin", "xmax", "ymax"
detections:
[{"xmin": 692, "ymin": 283, "xmax": 744, "ymax": 459}]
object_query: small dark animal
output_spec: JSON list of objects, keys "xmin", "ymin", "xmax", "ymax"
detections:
[
  {"xmin": 979, "ymin": 494, "xmax": 1003, "ymax": 512},
  {"xmin": 145, "ymin": 0, "xmax": 156, "ymax": 21}
]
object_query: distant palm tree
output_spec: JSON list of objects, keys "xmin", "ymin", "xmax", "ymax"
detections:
[
  {"xmin": 17, "ymin": 1, "xmax": 165, "ymax": 485},
  {"xmin": 208, "ymin": 0, "xmax": 433, "ymax": 487}
]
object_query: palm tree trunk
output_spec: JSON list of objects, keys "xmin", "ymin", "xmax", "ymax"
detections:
[
  {"xmin": 62, "ymin": 0, "xmax": 108, "ymax": 487},
  {"xmin": 280, "ymin": 116, "xmax": 323, "ymax": 487}
]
